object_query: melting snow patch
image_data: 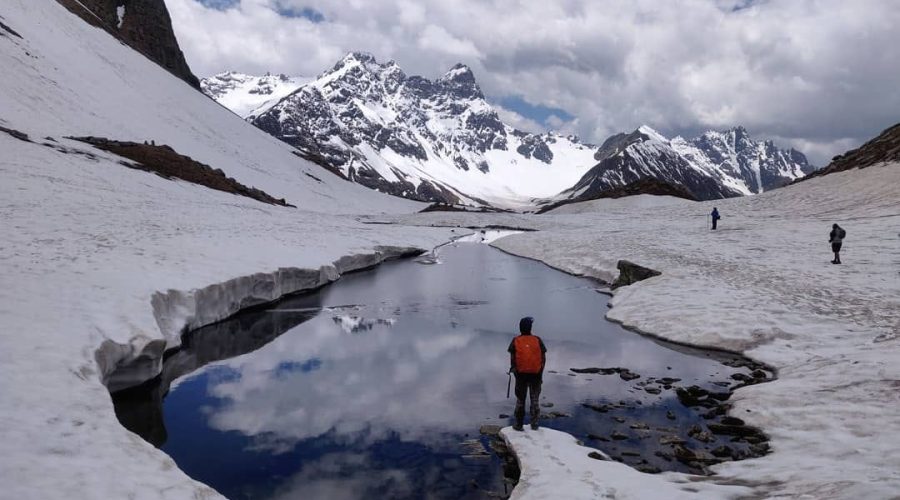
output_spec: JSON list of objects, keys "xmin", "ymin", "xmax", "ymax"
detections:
[{"xmin": 500, "ymin": 427, "xmax": 749, "ymax": 499}]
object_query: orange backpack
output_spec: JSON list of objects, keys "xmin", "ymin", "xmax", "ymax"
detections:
[{"xmin": 514, "ymin": 335, "xmax": 543, "ymax": 374}]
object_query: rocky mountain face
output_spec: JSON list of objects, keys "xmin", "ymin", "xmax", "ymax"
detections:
[
  {"xmin": 55, "ymin": 0, "xmax": 199, "ymax": 88},
  {"xmin": 799, "ymin": 122, "xmax": 900, "ymax": 182},
  {"xmin": 248, "ymin": 53, "xmax": 598, "ymax": 207},
  {"xmin": 552, "ymin": 125, "xmax": 814, "ymax": 204},
  {"xmin": 202, "ymin": 54, "xmax": 814, "ymax": 208},
  {"xmin": 200, "ymin": 72, "xmax": 309, "ymax": 119}
]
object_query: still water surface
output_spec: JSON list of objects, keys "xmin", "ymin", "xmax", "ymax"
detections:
[{"xmin": 114, "ymin": 239, "xmax": 749, "ymax": 499}]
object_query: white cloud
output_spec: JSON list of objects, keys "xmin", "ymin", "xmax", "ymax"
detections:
[
  {"xmin": 493, "ymin": 106, "xmax": 545, "ymax": 135},
  {"xmin": 416, "ymin": 24, "xmax": 481, "ymax": 59},
  {"xmin": 167, "ymin": 0, "xmax": 900, "ymax": 165}
]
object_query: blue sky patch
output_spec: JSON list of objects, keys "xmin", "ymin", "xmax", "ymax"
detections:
[
  {"xmin": 273, "ymin": 358, "xmax": 323, "ymax": 377},
  {"xmin": 195, "ymin": 0, "xmax": 239, "ymax": 11},
  {"xmin": 273, "ymin": 3, "xmax": 325, "ymax": 23},
  {"xmin": 495, "ymin": 95, "xmax": 574, "ymax": 128}
]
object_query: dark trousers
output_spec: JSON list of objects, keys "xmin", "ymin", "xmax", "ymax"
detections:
[
  {"xmin": 712, "ymin": 218, "xmax": 718, "ymax": 230},
  {"xmin": 832, "ymin": 242, "xmax": 842, "ymax": 263},
  {"xmin": 513, "ymin": 373, "xmax": 542, "ymax": 425}
]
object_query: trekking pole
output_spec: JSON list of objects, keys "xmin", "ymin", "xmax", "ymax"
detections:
[{"xmin": 506, "ymin": 370, "xmax": 512, "ymax": 399}]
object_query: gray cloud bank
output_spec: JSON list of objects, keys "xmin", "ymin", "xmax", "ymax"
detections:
[{"xmin": 168, "ymin": 0, "xmax": 900, "ymax": 165}]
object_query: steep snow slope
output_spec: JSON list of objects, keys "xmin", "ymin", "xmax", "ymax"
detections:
[
  {"xmin": 0, "ymin": 1, "xmax": 451, "ymax": 499},
  {"xmin": 0, "ymin": 1, "xmax": 421, "ymax": 215},
  {"xmin": 249, "ymin": 53, "xmax": 598, "ymax": 208},
  {"xmin": 201, "ymin": 71, "xmax": 309, "ymax": 119},
  {"xmin": 801, "ymin": 121, "xmax": 900, "ymax": 181},
  {"xmin": 554, "ymin": 125, "xmax": 813, "ymax": 204}
]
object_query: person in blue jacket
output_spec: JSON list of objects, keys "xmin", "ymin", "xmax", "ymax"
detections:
[{"xmin": 711, "ymin": 207, "xmax": 721, "ymax": 230}]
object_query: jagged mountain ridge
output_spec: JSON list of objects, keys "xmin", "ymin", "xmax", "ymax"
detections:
[
  {"xmin": 201, "ymin": 72, "xmax": 309, "ymax": 119},
  {"xmin": 201, "ymin": 53, "xmax": 814, "ymax": 207},
  {"xmin": 248, "ymin": 53, "xmax": 599, "ymax": 207},
  {"xmin": 798, "ymin": 122, "xmax": 900, "ymax": 182},
  {"xmin": 552, "ymin": 125, "xmax": 814, "ymax": 205}
]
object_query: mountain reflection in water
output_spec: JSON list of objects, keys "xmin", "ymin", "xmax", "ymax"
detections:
[{"xmin": 113, "ymin": 241, "xmax": 747, "ymax": 499}]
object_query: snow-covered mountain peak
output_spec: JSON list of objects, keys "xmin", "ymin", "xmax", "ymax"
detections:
[
  {"xmin": 636, "ymin": 125, "xmax": 668, "ymax": 143},
  {"xmin": 202, "ymin": 55, "xmax": 814, "ymax": 207},
  {"xmin": 560, "ymin": 125, "xmax": 815, "ymax": 205},
  {"xmin": 339, "ymin": 50, "xmax": 377, "ymax": 65},
  {"xmin": 247, "ymin": 55, "xmax": 598, "ymax": 206},
  {"xmin": 200, "ymin": 71, "xmax": 309, "ymax": 119},
  {"xmin": 441, "ymin": 63, "xmax": 475, "ymax": 81},
  {"xmin": 437, "ymin": 63, "xmax": 483, "ymax": 100}
]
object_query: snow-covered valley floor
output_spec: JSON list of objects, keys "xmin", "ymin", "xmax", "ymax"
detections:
[
  {"xmin": 1, "ymin": 1, "xmax": 898, "ymax": 498},
  {"xmin": 4, "ymin": 126, "xmax": 896, "ymax": 499},
  {"xmin": 394, "ymin": 163, "xmax": 900, "ymax": 499}
]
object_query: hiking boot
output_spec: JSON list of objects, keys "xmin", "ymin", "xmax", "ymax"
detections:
[
  {"xmin": 512, "ymin": 424, "xmax": 524, "ymax": 431},
  {"xmin": 530, "ymin": 421, "xmax": 539, "ymax": 430}
]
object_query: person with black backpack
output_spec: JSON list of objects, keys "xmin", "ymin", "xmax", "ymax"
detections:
[
  {"xmin": 507, "ymin": 316, "xmax": 547, "ymax": 431},
  {"xmin": 711, "ymin": 207, "xmax": 721, "ymax": 230},
  {"xmin": 829, "ymin": 224, "xmax": 846, "ymax": 264}
]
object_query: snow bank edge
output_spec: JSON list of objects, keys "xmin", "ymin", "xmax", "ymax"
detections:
[{"xmin": 97, "ymin": 245, "xmax": 425, "ymax": 392}]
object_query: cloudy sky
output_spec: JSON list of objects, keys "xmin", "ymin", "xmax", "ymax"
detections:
[{"xmin": 168, "ymin": 0, "xmax": 900, "ymax": 165}]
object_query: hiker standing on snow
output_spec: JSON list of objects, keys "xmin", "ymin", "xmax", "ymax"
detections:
[
  {"xmin": 508, "ymin": 316, "xmax": 547, "ymax": 431},
  {"xmin": 711, "ymin": 207, "xmax": 721, "ymax": 230},
  {"xmin": 829, "ymin": 223, "xmax": 846, "ymax": 264}
]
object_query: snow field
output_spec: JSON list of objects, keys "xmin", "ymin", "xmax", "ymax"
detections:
[
  {"xmin": 0, "ymin": 133, "xmax": 454, "ymax": 499},
  {"xmin": 1, "ymin": 1, "xmax": 898, "ymax": 498},
  {"xmin": 500, "ymin": 427, "xmax": 750, "ymax": 499},
  {"xmin": 0, "ymin": 1, "xmax": 452, "ymax": 498},
  {"xmin": 486, "ymin": 164, "xmax": 900, "ymax": 498}
]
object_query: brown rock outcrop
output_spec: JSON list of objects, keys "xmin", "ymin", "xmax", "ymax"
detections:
[{"xmin": 55, "ymin": 0, "xmax": 200, "ymax": 89}]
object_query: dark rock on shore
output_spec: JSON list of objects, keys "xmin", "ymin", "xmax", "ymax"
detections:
[
  {"xmin": 707, "ymin": 423, "xmax": 764, "ymax": 438},
  {"xmin": 688, "ymin": 424, "xmax": 714, "ymax": 443},
  {"xmin": 479, "ymin": 425, "xmax": 502, "ymax": 437},
  {"xmin": 711, "ymin": 445, "xmax": 734, "ymax": 458},
  {"xmin": 570, "ymin": 366, "xmax": 641, "ymax": 380},
  {"xmin": 611, "ymin": 260, "xmax": 662, "ymax": 289},
  {"xmin": 675, "ymin": 386, "xmax": 716, "ymax": 408},
  {"xmin": 721, "ymin": 416, "xmax": 745, "ymax": 426}
]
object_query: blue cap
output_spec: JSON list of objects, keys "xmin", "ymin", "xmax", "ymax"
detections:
[{"xmin": 519, "ymin": 316, "xmax": 534, "ymax": 333}]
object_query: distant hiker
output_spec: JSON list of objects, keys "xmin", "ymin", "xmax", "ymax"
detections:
[
  {"xmin": 829, "ymin": 224, "xmax": 846, "ymax": 264},
  {"xmin": 508, "ymin": 316, "xmax": 547, "ymax": 431},
  {"xmin": 711, "ymin": 207, "xmax": 721, "ymax": 230}
]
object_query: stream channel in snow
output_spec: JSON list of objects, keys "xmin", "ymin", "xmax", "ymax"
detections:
[{"xmin": 111, "ymin": 234, "xmax": 769, "ymax": 499}]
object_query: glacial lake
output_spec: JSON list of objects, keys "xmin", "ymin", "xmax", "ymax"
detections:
[{"xmin": 112, "ymin": 235, "xmax": 763, "ymax": 499}]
